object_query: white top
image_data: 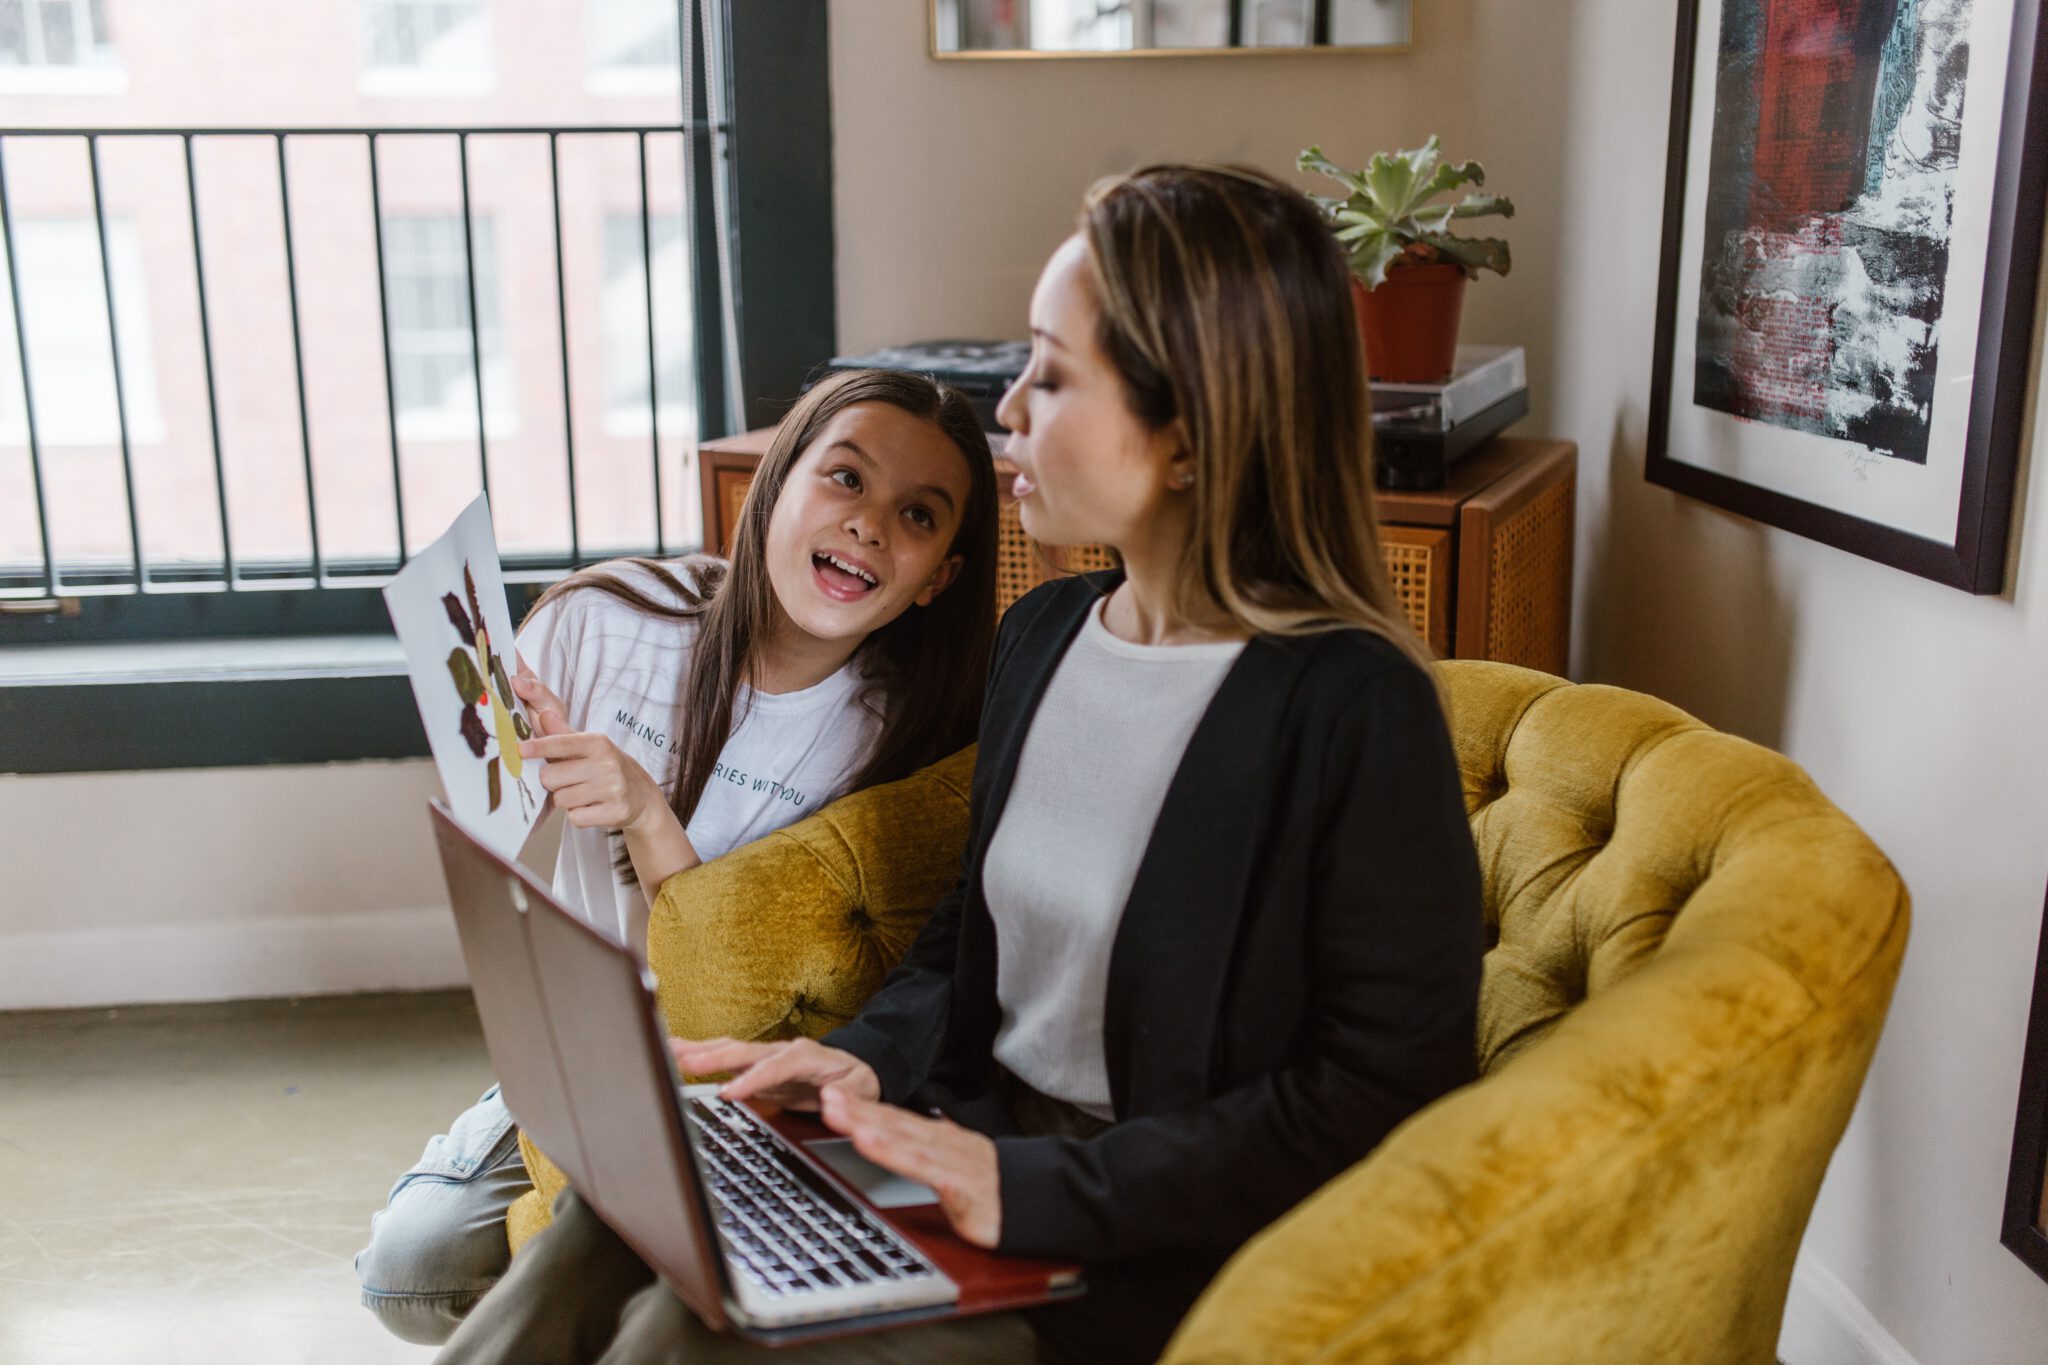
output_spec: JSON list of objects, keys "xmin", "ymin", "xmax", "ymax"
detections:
[
  {"xmin": 515, "ymin": 560, "xmax": 881, "ymax": 950},
  {"xmin": 983, "ymin": 595, "xmax": 1246, "ymax": 1119}
]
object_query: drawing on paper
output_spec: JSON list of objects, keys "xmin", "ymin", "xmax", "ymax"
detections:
[
  {"xmin": 383, "ymin": 494, "xmax": 547, "ymax": 860},
  {"xmin": 441, "ymin": 560, "xmax": 536, "ymax": 818}
]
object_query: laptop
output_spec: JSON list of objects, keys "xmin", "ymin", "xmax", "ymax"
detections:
[{"xmin": 425, "ymin": 800, "xmax": 1085, "ymax": 1345}]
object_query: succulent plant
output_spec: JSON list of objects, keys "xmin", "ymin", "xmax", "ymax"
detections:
[{"xmin": 1299, "ymin": 136, "xmax": 1514, "ymax": 288}]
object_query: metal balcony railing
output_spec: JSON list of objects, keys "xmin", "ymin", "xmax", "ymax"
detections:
[{"xmin": 0, "ymin": 116, "xmax": 731, "ymax": 612}]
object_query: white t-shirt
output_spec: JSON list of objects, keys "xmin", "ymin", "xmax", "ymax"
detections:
[
  {"xmin": 515, "ymin": 559, "xmax": 882, "ymax": 950},
  {"xmin": 984, "ymin": 595, "xmax": 1246, "ymax": 1119}
]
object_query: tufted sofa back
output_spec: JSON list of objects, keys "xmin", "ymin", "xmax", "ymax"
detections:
[
  {"xmin": 1447, "ymin": 663, "xmax": 1903, "ymax": 1078},
  {"xmin": 645, "ymin": 743, "xmax": 977, "ymax": 1048}
]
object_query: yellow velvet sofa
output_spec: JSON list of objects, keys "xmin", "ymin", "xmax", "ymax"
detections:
[{"xmin": 507, "ymin": 660, "xmax": 1909, "ymax": 1363}]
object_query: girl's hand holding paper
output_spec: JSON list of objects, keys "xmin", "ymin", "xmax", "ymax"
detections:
[
  {"xmin": 514, "ymin": 666, "xmax": 664, "ymax": 834},
  {"xmin": 515, "ymin": 662, "xmax": 703, "ymax": 900}
]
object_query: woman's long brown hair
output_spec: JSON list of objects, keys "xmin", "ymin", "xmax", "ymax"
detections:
[
  {"xmin": 1076, "ymin": 163, "xmax": 1437, "ymax": 684},
  {"xmin": 527, "ymin": 369, "xmax": 999, "ymax": 872}
]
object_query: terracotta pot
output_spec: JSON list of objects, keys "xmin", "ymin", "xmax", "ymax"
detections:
[{"xmin": 1351, "ymin": 264, "xmax": 1467, "ymax": 383}]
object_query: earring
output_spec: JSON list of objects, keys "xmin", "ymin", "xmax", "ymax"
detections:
[{"xmin": 1170, "ymin": 469, "xmax": 1195, "ymax": 490}]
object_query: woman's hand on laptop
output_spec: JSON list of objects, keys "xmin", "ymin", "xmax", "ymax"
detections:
[
  {"xmin": 818, "ymin": 1085, "xmax": 999, "ymax": 1249},
  {"xmin": 669, "ymin": 1036, "xmax": 881, "ymax": 1111},
  {"xmin": 672, "ymin": 1037, "xmax": 1001, "ymax": 1248}
]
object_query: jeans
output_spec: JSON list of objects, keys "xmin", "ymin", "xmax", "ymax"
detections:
[{"xmin": 357, "ymin": 1083, "xmax": 534, "ymax": 1345}]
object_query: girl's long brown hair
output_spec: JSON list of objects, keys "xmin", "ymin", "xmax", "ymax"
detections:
[
  {"xmin": 529, "ymin": 369, "xmax": 998, "ymax": 868},
  {"xmin": 1077, "ymin": 163, "xmax": 1436, "ymax": 682}
]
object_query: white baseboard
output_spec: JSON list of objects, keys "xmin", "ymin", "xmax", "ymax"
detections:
[
  {"xmin": 0, "ymin": 907, "xmax": 470, "ymax": 1010},
  {"xmin": 1779, "ymin": 1257, "xmax": 1922, "ymax": 1365}
]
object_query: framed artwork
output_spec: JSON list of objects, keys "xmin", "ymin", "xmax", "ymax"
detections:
[
  {"xmin": 2005, "ymin": 882, "xmax": 2048, "ymax": 1284},
  {"xmin": 1648, "ymin": 0, "xmax": 2048, "ymax": 592}
]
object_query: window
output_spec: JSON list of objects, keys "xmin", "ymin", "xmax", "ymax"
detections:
[
  {"xmin": 602, "ymin": 212, "xmax": 691, "ymax": 436},
  {"xmin": 380, "ymin": 214, "xmax": 516, "ymax": 441},
  {"xmin": 2, "ymin": 0, "xmax": 828, "ymax": 771},
  {"xmin": 586, "ymin": 0, "xmax": 680, "ymax": 94},
  {"xmin": 0, "ymin": 217, "xmax": 162, "ymax": 447},
  {"xmin": 0, "ymin": 0, "xmax": 123, "ymax": 93},
  {"xmin": 358, "ymin": 0, "xmax": 493, "ymax": 95}
]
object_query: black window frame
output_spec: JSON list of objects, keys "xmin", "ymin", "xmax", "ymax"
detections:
[{"xmin": 0, "ymin": 0, "xmax": 834, "ymax": 774}]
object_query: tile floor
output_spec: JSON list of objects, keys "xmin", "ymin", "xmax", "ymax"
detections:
[{"xmin": 0, "ymin": 991, "xmax": 496, "ymax": 1365}]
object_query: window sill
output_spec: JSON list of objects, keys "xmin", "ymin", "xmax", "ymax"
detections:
[
  {"xmin": 0, "ymin": 636, "xmax": 429, "ymax": 775},
  {"xmin": 0, "ymin": 634, "xmax": 405, "ymax": 687}
]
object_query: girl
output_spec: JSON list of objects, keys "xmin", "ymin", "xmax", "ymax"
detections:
[
  {"xmin": 436, "ymin": 164, "xmax": 1485, "ymax": 1365},
  {"xmin": 356, "ymin": 369, "xmax": 1001, "ymax": 1346}
]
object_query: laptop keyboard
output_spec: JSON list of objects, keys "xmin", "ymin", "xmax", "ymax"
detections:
[{"xmin": 687, "ymin": 1098, "xmax": 941, "ymax": 1299}]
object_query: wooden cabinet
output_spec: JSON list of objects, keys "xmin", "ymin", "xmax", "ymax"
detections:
[
  {"xmin": 699, "ymin": 429, "xmax": 1575, "ymax": 675},
  {"xmin": 1377, "ymin": 438, "xmax": 1577, "ymax": 673}
]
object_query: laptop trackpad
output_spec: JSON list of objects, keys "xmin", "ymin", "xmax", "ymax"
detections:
[{"xmin": 803, "ymin": 1139, "xmax": 939, "ymax": 1209}]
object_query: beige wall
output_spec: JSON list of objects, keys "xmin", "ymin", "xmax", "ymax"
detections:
[
  {"xmin": 7, "ymin": 3, "xmax": 2048, "ymax": 1355},
  {"xmin": 0, "ymin": 753, "xmax": 563, "ymax": 1008},
  {"xmin": 829, "ymin": 2, "xmax": 1487, "ymax": 353},
  {"xmin": 0, "ymin": 759, "xmax": 461, "ymax": 1007}
]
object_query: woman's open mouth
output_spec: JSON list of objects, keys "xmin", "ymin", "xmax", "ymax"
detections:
[{"xmin": 811, "ymin": 551, "xmax": 880, "ymax": 602}]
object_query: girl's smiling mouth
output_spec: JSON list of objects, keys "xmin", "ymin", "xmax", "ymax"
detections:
[{"xmin": 812, "ymin": 550, "xmax": 881, "ymax": 600}]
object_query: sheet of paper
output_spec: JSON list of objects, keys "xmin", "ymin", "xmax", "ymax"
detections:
[{"xmin": 382, "ymin": 494, "xmax": 546, "ymax": 861}]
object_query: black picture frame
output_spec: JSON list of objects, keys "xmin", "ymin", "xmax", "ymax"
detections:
[
  {"xmin": 2004, "ymin": 884, "xmax": 2048, "ymax": 1283},
  {"xmin": 1647, "ymin": 0, "xmax": 2048, "ymax": 594}
]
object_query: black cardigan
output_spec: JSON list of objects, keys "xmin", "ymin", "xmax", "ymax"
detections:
[{"xmin": 825, "ymin": 570, "xmax": 1484, "ymax": 1364}]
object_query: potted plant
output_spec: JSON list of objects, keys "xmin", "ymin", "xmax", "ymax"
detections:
[{"xmin": 1299, "ymin": 136, "xmax": 1513, "ymax": 383}]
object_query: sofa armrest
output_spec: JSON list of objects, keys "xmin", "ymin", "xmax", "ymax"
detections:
[
  {"xmin": 509, "ymin": 745, "xmax": 977, "ymax": 1252},
  {"xmin": 1160, "ymin": 867, "xmax": 1908, "ymax": 1364}
]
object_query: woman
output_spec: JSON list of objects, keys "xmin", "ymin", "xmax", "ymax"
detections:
[{"xmin": 438, "ymin": 163, "xmax": 1485, "ymax": 1365}]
